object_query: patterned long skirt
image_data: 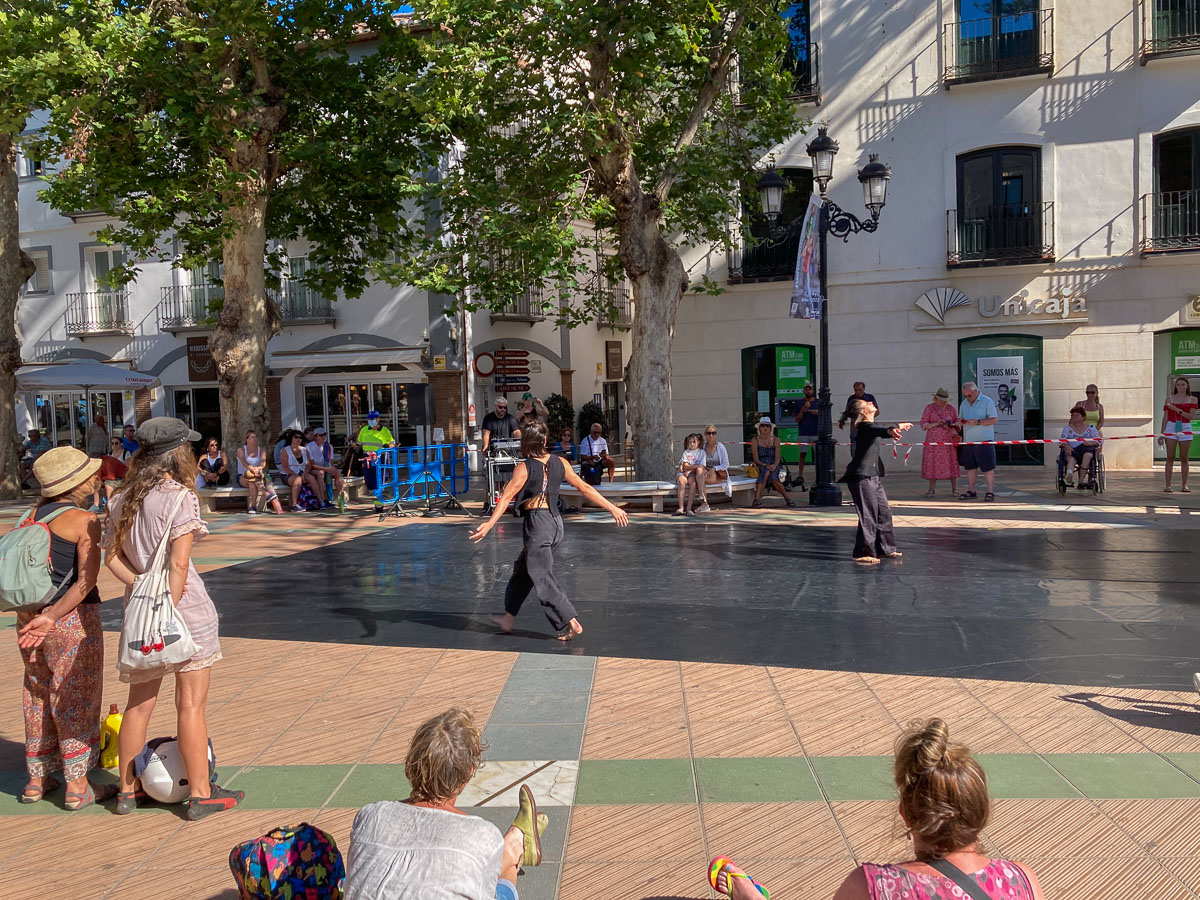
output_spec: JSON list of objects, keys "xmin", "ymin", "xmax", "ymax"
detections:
[{"xmin": 20, "ymin": 604, "xmax": 104, "ymax": 781}]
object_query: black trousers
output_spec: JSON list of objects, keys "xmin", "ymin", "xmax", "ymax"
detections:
[
  {"xmin": 504, "ymin": 510, "xmax": 578, "ymax": 630},
  {"xmin": 847, "ymin": 476, "xmax": 896, "ymax": 559}
]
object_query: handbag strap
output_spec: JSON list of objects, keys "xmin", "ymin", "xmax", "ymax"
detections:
[
  {"xmin": 926, "ymin": 858, "xmax": 995, "ymax": 900},
  {"xmin": 145, "ymin": 489, "xmax": 190, "ymax": 575}
]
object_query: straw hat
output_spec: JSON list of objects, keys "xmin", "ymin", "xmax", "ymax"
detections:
[
  {"xmin": 933, "ymin": 387, "xmax": 950, "ymax": 399},
  {"xmin": 33, "ymin": 447, "xmax": 101, "ymax": 498}
]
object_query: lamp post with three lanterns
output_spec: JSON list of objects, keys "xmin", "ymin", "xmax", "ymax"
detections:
[{"xmin": 755, "ymin": 125, "xmax": 891, "ymax": 506}]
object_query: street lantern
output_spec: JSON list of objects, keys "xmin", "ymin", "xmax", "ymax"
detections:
[
  {"xmin": 804, "ymin": 124, "xmax": 839, "ymax": 195},
  {"xmin": 755, "ymin": 168, "xmax": 787, "ymax": 223},
  {"xmin": 858, "ymin": 153, "xmax": 891, "ymax": 220}
]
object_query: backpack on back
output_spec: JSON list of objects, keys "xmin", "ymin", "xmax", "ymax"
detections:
[
  {"xmin": 229, "ymin": 822, "xmax": 344, "ymax": 900},
  {"xmin": 0, "ymin": 507, "xmax": 74, "ymax": 613}
]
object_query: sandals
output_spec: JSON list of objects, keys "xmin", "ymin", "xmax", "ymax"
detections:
[
  {"xmin": 708, "ymin": 856, "xmax": 769, "ymax": 899},
  {"xmin": 672, "ymin": 509, "xmax": 686, "ymax": 516},
  {"xmin": 984, "ymin": 492, "xmax": 995, "ymax": 502},
  {"xmin": 957, "ymin": 491, "xmax": 977, "ymax": 500},
  {"xmin": 751, "ymin": 500, "xmax": 762, "ymax": 509},
  {"xmin": 64, "ymin": 782, "xmax": 119, "ymax": 812},
  {"xmin": 19, "ymin": 776, "xmax": 60, "ymax": 804},
  {"xmin": 923, "ymin": 490, "xmax": 935, "ymax": 498},
  {"xmin": 784, "ymin": 500, "xmax": 796, "ymax": 508}
]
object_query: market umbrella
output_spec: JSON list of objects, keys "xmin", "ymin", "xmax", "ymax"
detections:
[{"xmin": 17, "ymin": 360, "xmax": 161, "ymax": 438}]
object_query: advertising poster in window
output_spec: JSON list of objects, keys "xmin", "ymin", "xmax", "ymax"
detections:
[
  {"xmin": 978, "ymin": 356, "xmax": 1023, "ymax": 443},
  {"xmin": 788, "ymin": 193, "xmax": 823, "ymax": 320},
  {"xmin": 1171, "ymin": 331, "xmax": 1200, "ymax": 374}
]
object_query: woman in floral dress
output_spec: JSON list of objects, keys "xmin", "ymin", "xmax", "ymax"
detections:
[{"xmin": 920, "ymin": 388, "xmax": 960, "ymax": 498}]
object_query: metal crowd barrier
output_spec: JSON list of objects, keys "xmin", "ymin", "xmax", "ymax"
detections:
[{"xmin": 373, "ymin": 443, "xmax": 471, "ymax": 515}]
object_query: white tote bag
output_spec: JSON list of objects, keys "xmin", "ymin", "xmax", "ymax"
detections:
[{"xmin": 117, "ymin": 491, "xmax": 200, "ymax": 676}]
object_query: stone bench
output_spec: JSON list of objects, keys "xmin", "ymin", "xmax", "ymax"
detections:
[
  {"xmin": 559, "ymin": 474, "xmax": 758, "ymax": 514},
  {"xmin": 195, "ymin": 476, "xmax": 367, "ymax": 514}
]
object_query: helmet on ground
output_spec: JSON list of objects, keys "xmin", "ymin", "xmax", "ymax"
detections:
[{"xmin": 135, "ymin": 736, "xmax": 216, "ymax": 804}]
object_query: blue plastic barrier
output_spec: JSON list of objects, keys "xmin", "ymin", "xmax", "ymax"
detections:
[{"xmin": 373, "ymin": 443, "xmax": 470, "ymax": 507}]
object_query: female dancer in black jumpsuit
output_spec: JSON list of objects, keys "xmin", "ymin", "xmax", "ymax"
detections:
[
  {"xmin": 471, "ymin": 422, "xmax": 629, "ymax": 639},
  {"xmin": 838, "ymin": 399, "xmax": 913, "ymax": 564}
]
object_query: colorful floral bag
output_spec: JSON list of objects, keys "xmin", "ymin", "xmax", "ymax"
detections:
[{"xmin": 229, "ymin": 822, "xmax": 344, "ymax": 900}]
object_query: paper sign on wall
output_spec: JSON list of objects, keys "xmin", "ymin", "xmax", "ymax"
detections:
[{"xmin": 978, "ymin": 356, "xmax": 1024, "ymax": 443}]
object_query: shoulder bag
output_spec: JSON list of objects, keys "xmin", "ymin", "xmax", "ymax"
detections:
[
  {"xmin": 926, "ymin": 858, "xmax": 995, "ymax": 900},
  {"xmin": 117, "ymin": 490, "xmax": 200, "ymax": 675}
]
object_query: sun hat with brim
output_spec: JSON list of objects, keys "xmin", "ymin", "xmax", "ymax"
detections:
[
  {"xmin": 934, "ymin": 387, "xmax": 950, "ymax": 399},
  {"xmin": 136, "ymin": 417, "xmax": 201, "ymax": 455},
  {"xmin": 758, "ymin": 417, "xmax": 774, "ymax": 427},
  {"xmin": 33, "ymin": 447, "xmax": 101, "ymax": 498}
]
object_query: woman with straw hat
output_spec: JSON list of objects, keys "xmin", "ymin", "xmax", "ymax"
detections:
[
  {"xmin": 16, "ymin": 447, "xmax": 113, "ymax": 810},
  {"xmin": 103, "ymin": 417, "xmax": 243, "ymax": 819},
  {"xmin": 919, "ymin": 388, "xmax": 960, "ymax": 498}
]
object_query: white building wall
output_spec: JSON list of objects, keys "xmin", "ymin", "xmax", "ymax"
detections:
[{"xmin": 674, "ymin": 0, "xmax": 1200, "ymax": 470}]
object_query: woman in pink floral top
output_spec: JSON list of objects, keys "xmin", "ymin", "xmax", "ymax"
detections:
[
  {"xmin": 710, "ymin": 719, "xmax": 1046, "ymax": 900},
  {"xmin": 920, "ymin": 388, "xmax": 960, "ymax": 498}
]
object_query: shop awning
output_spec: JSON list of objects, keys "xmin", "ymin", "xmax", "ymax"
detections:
[{"xmin": 267, "ymin": 346, "xmax": 426, "ymax": 370}]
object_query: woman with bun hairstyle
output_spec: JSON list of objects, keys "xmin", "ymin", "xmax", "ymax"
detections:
[{"xmin": 709, "ymin": 718, "xmax": 1046, "ymax": 900}]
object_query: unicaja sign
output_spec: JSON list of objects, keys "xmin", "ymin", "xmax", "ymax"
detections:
[{"xmin": 914, "ymin": 287, "xmax": 1087, "ymax": 328}]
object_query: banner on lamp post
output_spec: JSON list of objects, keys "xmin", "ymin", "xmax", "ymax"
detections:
[{"xmin": 789, "ymin": 193, "xmax": 823, "ymax": 320}]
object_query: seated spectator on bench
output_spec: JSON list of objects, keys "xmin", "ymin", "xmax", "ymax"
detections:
[
  {"xmin": 749, "ymin": 418, "xmax": 794, "ymax": 508},
  {"xmin": 280, "ymin": 432, "xmax": 311, "ymax": 512},
  {"xmin": 674, "ymin": 432, "xmax": 706, "ymax": 516},
  {"xmin": 306, "ymin": 427, "xmax": 343, "ymax": 505},
  {"xmin": 700, "ymin": 424, "xmax": 731, "ymax": 506},
  {"xmin": 579, "ymin": 422, "xmax": 616, "ymax": 484},
  {"xmin": 345, "ymin": 708, "xmax": 546, "ymax": 900},
  {"xmin": 553, "ymin": 427, "xmax": 578, "ymax": 463},
  {"xmin": 195, "ymin": 437, "xmax": 230, "ymax": 490},
  {"xmin": 21, "ymin": 428, "xmax": 52, "ymax": 485},
  {"xmin": 237, "ymin": 431, "xmax": 269, "ymax": 515},
  {"xmin": 710, "ymin": 718, "xmax": 1046, "ymax": 900}
]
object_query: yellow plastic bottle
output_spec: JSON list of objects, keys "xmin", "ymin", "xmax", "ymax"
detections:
[{"xmin": 99, "ymin": 703, "xmax": 122, "ymax": 769}]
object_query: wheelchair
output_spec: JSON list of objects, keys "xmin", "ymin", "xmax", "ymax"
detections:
[{"xmin": 1056, "ymin": 442, "xmax": 1104, "ymax": 496}]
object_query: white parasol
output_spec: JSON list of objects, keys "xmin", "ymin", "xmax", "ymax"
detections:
[{"xmin": 17, "ymin": 361, "xmax": 161, "ymax": 435}]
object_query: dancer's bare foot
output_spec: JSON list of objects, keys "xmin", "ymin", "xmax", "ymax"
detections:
[
  {"xmin": 491, "ymin": 613, "xmax": 516, "ymax": 634},
  {"xmin": 556, "ymin": 618, "xmax": 583, "ymax": 641}
]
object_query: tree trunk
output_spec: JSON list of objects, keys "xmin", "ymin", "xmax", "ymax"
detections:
[
  {"xmin": 0, "ymin": 134, "xmax": 35, "ymax": 500},
  {"xmin": 621, "ymin": 209, "xmax": 687, "ymax": 482},
  {"xmin": 211, "ymin": 186, "xmax": 278, "ymax": 456}
]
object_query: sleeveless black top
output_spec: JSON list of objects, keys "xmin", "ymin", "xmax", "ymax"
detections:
[
  {"xmin": 33, "ymin": 502, "xmax": 101, "ymax": 605},
  {"xmin": 516, "ymin": 455, "xmax": 563, "ymax": 514}
]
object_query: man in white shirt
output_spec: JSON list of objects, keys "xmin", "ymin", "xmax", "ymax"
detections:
[
  {"xmin": 958, "ymin": 381, "xmax": 999, "ymax": 501},
  {"xmin": 305, "ymin": 426, "xmax": 343, "ymax": 508},
  {"xmin": 579, "ymin": 422, "xmax": 616, "ymax": 484}
]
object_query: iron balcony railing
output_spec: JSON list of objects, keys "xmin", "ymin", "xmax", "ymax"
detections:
[
  {"xmin": 728, "ymin": 42, "xmax": 820, "ymax": 105},
  {"xmin": 490, "ymin": 287, "xmax": 548, "ymax": 323},
  {"xmin": 947, "ymin": 201, "xmax": 1055, "ymax": 266},
  {"xmin": 158, "ymin": 283, "xmax": 222, "ymax": 331},
  {"xmin": 728, "ymin": 228, "xmax": 801, "ymax": 283},
  {"xmin": 1142, "ymin": 0, "xmax": 1200, "ymax": 59},
  {"xmin": 596, "ymin": 283, "xmax": 632, "ymax": 329},
  {"xmin": 1141, "ymin": 189, "xmax": 1200, "ymax": 253},
  {"xmin": 943, "ymin": 8, "xmax": 1054, "ymax": 84},
  {"xmin": 66, "ymin": 290, "xmax": 134, "ymax": 336},
  {"xmin": 272, "ymin": 282, "xmax": 336, "ymax": 323}
]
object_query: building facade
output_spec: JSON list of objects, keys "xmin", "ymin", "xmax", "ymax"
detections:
[{"xmin": 675, "ymin": 0, "xmax": 1200, "ymax": 470}]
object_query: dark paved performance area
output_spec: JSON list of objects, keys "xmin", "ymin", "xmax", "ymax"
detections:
[{"xmin": 152, "ymin": 515, "xmax": 1200, "ymax": 690}]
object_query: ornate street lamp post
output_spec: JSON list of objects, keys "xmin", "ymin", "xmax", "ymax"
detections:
[{"xmin": 755, "ymin": 125, "xmax": 891, "ymax": 506}]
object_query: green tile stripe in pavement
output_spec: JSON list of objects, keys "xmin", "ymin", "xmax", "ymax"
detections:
[{"xmin": 5, "ymin": 754, "xmax": 1200, "ymax": 815}]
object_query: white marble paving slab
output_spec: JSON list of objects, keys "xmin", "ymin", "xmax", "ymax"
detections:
[{"xmin": 458, "ymin": 759, "xmax": 579, "ymax": 808}]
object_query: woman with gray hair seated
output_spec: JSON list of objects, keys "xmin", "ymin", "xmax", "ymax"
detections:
[{"xmin": 346, "ymin": 708, "xmax": 548, "ymax": 900}]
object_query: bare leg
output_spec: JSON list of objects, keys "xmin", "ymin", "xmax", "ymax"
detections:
[
  {"xmin": 175, "ymin": 668, "xmax": 213, "ymax": 799},
  {"xmin": 966, "ymin": 468, "xmax": 978, "ymax": 493},
  {"xmin": 1182, "ymin": 446, "xmax": 1191, "ymax": 490},
  {"xmin": 1165, "ymin": 440, "xmax": 1177, "ymax": 489},
  {"xmin": 118, "ymin": 679, "xmax": 163, "ymax": 793},
  {"xmin": 984, "ymin": 469, "xmax": 995, "ymax": 495},
  {"xmin": 289, "ymin": 476, "xmax": 302, "ymax": 507},
  {"xmin": 675, "ymin": 474, "xmax": 688, "ymax": 512}
]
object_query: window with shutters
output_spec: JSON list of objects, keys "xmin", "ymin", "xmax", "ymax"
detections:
[{"xmin": 22, "ymin": 249, "xmax": 52, "ymax": 295}]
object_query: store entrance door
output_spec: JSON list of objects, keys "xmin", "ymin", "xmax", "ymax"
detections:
[{"xmin": 741, "ymin": 343, "xmax": 814, "ymax": 464}]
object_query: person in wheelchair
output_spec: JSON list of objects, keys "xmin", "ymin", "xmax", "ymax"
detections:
[{"xmin": 1059, "ymin": 406, "xmax": 1101, "ymax": 489}]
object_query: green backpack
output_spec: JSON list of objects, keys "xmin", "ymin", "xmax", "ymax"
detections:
[{"xmin": 0, "ymin": 507, "xmax": 75, "ymax": 613}]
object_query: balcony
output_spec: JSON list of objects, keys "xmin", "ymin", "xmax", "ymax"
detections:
[
  {"xmin": 1142, "ymin": 0, "xmax": 1200, "ymax": 60},
  {"xmin": 158, "ymin": 284, "xmax": 222, "ymax": 332},
  {"xmin": 943, "ymin": 9, "xmax": 1054, "ymax": 86},
  {"xmin": 1141, "ymin": 189, "xmax": 1200, "ymax": 253},
  {"xmin": 946, "ymin": 202, "xmax": 1055, "ymax": 267},
  {"xmin": 729, "ymin": 42, "xmax": 820, "ymax": 106},
  {"xmin": 728, "ymin": 230, "xmax": 800, "ymax": 283},
  {"xmin": 490, "ymin": 287, "xmax": 548, "ymax": 324},
  {"xmin": 596, "ymin": 284, "xmax": 632, "ymax": 330},
  {"xmin": 66, "ymin": 290, "xmax": 134, "ymax": 337},
  {"xmin": 272, "ymin": 282, "xmax": 336, "ymax": 324}
]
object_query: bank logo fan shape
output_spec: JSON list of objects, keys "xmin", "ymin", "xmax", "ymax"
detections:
[{"xmin": 915, "ymin": 287, "xmax": 970, "ymax": 325}]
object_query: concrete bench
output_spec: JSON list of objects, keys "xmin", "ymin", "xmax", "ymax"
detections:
[
  {"xmin": 195, "ymin": 476, "xmax": 367, "ymax": 514},
  {"xmin": 559, "ymin": 474, "xmax": 757, "ymax": 513}
]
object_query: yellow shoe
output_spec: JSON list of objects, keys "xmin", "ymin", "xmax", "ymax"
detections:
[{"xmin": 511, "ymin": 784, "xmax": 543, "ymax": 867}]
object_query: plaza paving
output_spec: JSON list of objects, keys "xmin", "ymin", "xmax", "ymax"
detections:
[{"xmin": 2, "ymin": 470, "xmax": 1200, "ymax": 899}]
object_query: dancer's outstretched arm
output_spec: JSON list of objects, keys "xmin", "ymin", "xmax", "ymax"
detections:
[
  {"xmin": 561, "ymin": 465, "xmax": 629, "ymax": 526},
  {"xmin": 470, "ymin": 465, "xmax": 529, "ymax": 542}
]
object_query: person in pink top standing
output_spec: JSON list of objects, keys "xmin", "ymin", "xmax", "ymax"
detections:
[
  {"xmin": 919, "ymin": 388, "xmax": 960, "ymax": 498},
  {"xmin": 709, "ymin": 718, "xmax": 1046, "ymax": 900}
]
